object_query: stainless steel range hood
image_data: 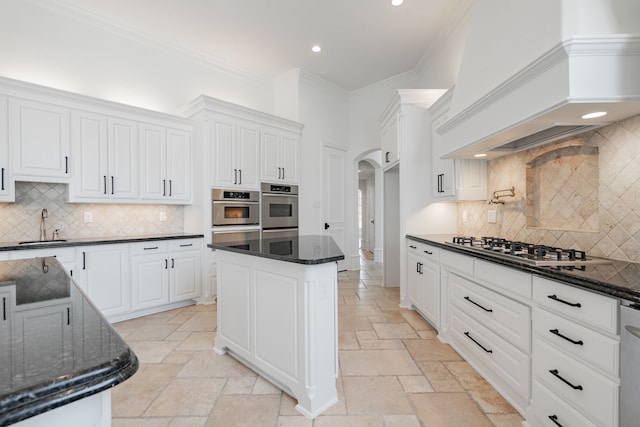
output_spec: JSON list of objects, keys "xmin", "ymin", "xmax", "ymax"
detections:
[{"xmin": 435, "ymin": 0, "xmax": 640, "ymax": 159}]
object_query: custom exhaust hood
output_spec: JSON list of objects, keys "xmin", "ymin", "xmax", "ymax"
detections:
[{"xmin": 436, "ymin": 0, "xmax": 640, "ymax": 159}]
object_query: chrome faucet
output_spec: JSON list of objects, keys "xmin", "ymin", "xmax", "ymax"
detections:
[{"xmin": 39, "ymin": 209, "xmax": 48, "ymax": 241}]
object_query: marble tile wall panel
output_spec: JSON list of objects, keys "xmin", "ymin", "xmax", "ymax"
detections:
[
  {"xmin": 457, "ymin": 113, "xmax": 640, "ymax": 262},
  {"xmin": 0, "ymin": 182, "xmax": 184, "ymax": 243}
]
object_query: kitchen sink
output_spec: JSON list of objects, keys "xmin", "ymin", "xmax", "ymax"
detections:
[{"xmin": 18, "ymin": 240, "xmax": 68, "ymax": 245}]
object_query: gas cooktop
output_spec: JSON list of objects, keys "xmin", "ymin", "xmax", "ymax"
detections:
[{"xmin": 445, "ymin": 236, "xmax": 611, "ymax": 268}]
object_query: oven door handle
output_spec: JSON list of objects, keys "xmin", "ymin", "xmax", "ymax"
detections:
[{"xmin": 262, "ymin": 193, "xmax": 298, "ymax": 198}]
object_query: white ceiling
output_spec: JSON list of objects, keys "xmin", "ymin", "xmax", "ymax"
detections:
[{"xmin": 52, "ymin": 0, "xmax": 470, "ymax": 90}]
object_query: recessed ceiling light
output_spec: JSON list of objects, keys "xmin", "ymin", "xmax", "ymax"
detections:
[
  {"xmin": 474, "ymin": 153, "xmax": 487, "ymax": 158},
  {"xmin": 581, "ymin": 111, "xmax": 607, "ymax": 119},
  {"xmin": 311, "ymin": 45, "xmax": 322, "ymax": 53},
  {"xmin": 391, "ymin": 0, "xmax": 404, "ymax": 5}
]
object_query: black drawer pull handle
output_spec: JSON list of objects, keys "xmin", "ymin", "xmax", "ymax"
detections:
[
  {"xmin": 409, "ymin": 245, "xmax": 417, "ymax": 249},
  {"xmin": 548, "ymin": 415, "xmax": 563, "ymax": 427},
  {"xmin": 547, "ymin": 294, "xmax": 581, "ymax": 308},
  {"xmin": 549, "ymin": 369, "xmax": 583, "ymax": 390},
  {"xmin": 144, "ymin": 246, "xmax": 159, "ymax": 250},
  {"xmin": 464, "ymin": 331, "xmax": 493, "ymax": 353},
  {"xmin": 549, "ymin": 328, "xmax": 584, "ymax": 345},
  {"xmin": 2, "ymin": 297, "xmax": 6, "ymax": 321},
  {"xmin": 82, "ymin": 252, "xmax": 86, "ymax": 270},
  {"xmin": 180, "ymin": 244, "xmax": 193, "ymax": 247},
  {"xmin": 67, "ymin": 307, "xmax": 70, "ymax": 325},
  {"xmin": 464, "ymin": 296, "xmax": 493, "ymax": 312},
  {"xmin": 424, "ymin": 250, "xmax": 433, "ymax": 255}
]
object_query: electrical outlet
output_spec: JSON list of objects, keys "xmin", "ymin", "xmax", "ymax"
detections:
[
  {"xmin": 159, "ymin": 212, "xmax": 167, "ymax": 222},
  {"xmin": 84, "ymin": 212, "xmax": 93, "ymax": 223},
  {"xmin": 488, "ymin": 210, "xmax": 497, "ymax": 224}
]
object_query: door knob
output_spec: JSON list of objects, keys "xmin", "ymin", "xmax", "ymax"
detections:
[{"xmin": 324, "ymin": 223, "xmax": 330, "ymax": 230}]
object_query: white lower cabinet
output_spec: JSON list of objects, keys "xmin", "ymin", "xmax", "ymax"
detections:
[
  {"xmin": 407, "ymin": 239, "xmax": 623, "ymax": 426},
  {"xmin": 74, "ymin": 244, "xmax": 130, "ymax": 318},
  {"xmin": 131, "ymin": 242, "xmax": 170, "ymax": 310},
  {"xmin": 406, "ymin": 241, "xmax": 440, "ymax": 327},
  {"xmin": 131, "ymin": 239, "xmax": 202, "ymax": 311},
  {"xmin": 0, "ymin": 284, "xmax": 15, "ymax": 384},
  {"xmin": 529, "ymin": 276, "xmax": 619, "ymax": 427}
]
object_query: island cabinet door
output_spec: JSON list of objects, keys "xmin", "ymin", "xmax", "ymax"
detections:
[{"xmin": 217, "ymin": 261, "xmax": 252, "ymax": 357}]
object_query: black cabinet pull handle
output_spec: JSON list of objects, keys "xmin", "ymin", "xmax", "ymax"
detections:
[
  {"xmin": 278, "ymin": 167, "xmax": 281, "ymax": 179},
  {"xmin": 67, "ymin": 307, "xmax": 70, "ymax": 325},
  {"xmin": 234, "ymin": 169, "xmax": 237, "ymax": 185},
  {"xmin": 464, "ymin": 331, "xmax": 493, "ymax": 353},
  {"xmin": 103, "ymin": 176, "xmax": 107, "ymax": 194},
  {"xmin": 282, "ymin": 168, "xmax": 285, "ymax": 179},
  {"xmin": 165, "ymin": 259, "xmax": 168, "ymax": 269},
  {"xmin": 464, "ymin": 296, "xmax": 493, "ymax": 312},
  {"xmin": 409, "ymin": 245, "xmax": 417, "ymax": 249},
  {"xmin": 144, "ymin": 246, "xmax": 159, "ymax": 250},
  {"xmin": 162, "ymin": 179, "xmax": 166, "ymax": 196},
  {"xmin": 324, "ymin": 223, "xmax": 330, "ymax": 230},
  {"xmin": 416, "ymin": 262, "xmax": 420, "ymax": 273},
  {"xmin": 171, "ymin": 258, "xmax": 175, "ymax": 268},
  {"xmin": 111, "ymin": 176, "xmax": 114, "ymax": 194},
  {"xmin": 82, "ymin": 251, "xmax": 86, "ymax": 270},
  {"xmin": 2, "ymin": 297, "xmax": 5, "ymax": 321},
  {"xmin": 169, "ymin": 180, "xmax": 172, "ymax": 196},
  {"xmin": 549, "ymin": 328, "xmax": 584, "ymax": 345},
  {"xmin": 547, "ymin": 294, "xmax": 582, "ymax": 308},
  {"xmin": 549, "ymin": 369, "xmax": 583, "ymax": 390},
  {"xmin": 238, "ymin": 169, "xmax": 242, "ymax": 185},
  {"xmin": 548, "ymin": 415, "xmax": 563, "ymax": 427},
  {"xmin": 385, "ymin": 151, "xmax": 390, "ymax": 163},
  {"xmin": 180, "ymin": 244, "xmax": 193, "ymax": 247},
  {"xmin": 424, "ymin": 250, "xmax": 433, "ymax": 255},
  {"xmin": 65, "ymin": 156, "xmax": 69, "ymax": 174},
  {"xmin": 1, "ymin": 167, "xmax": 4, "ymax": 191}
]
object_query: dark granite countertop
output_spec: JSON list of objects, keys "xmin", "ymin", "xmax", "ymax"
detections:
[
  {"xmin": 0, "ymin": 233, "xmax": 204, "ymax": 252},
  {"xmin": 208, "ymin": 234, "xmax": 345, "ymax": 265},
  {"xmin": 408, "ymin": 234, "xmax": 640, "ymax": 304},
  {"xmin": 0, "ymin": 257, "xmax": 138, "ymax": 426}
]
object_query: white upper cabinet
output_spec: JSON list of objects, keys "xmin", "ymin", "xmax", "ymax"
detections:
[
  {"xmin": 260, "ymin": 127, "xmax": 298, "ymax": 184},
  {"xmin": 430, "ymin": 90, "xmax": 487, "ymax": 201},
  {"xmin": 10, "ymin": 98, "xmax": 71, "ymax": 182},
  {"xmin": 380, "ymin": 112, "xmax": 399, "ymax": 170},
  {"xmin": 69, "ymin": 111, "xmax": 138, "ymax": 202},
  {"xmin": 0, "ymin": 96, "xmax": 13, "ymax": 202},
  {"xmin": 210, "ymin": 116, "xmax": 259, "ymax": 189},
  {"xmin": 139, "ymin": 123, "xmax": 192, "ymax": 203}
]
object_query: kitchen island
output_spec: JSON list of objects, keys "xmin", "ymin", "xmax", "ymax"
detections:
[
  {"xmin": 0, "ymin": 257, "xmax": 138, "ymax": 427},
  {"xmin": 208, "ymin": 235, "xmax": 344, "ymax": 419}
]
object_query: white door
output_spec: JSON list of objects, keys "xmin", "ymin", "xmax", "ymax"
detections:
[
  {"xmin": 109, "ymin": 118, "xmax": 138, "ymax": 199},
  {"xmin": 71, "ymin": 111, "xmax": 108, "ymax": 198},
  {"xmin": 323, "ymin": 146, "xmax": 347, "ymax": 271},
  {"xmin": 139, "ymin": 123, "xmax": 167, "ymax": 200},
  {"xmin": 236, "ymin": 123, "xmax": 259, "ymax": 189}
]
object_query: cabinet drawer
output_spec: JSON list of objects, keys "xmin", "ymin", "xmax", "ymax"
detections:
[
  {"xmin": 533, "ymin": 277, "xmax": 618, "ymax": 334},
  {"xmin": 532, "ymin": 380, "xmax": 599, "ymax": 427},
  {"xmin": 440, "ymin": 249, "xmax": 473, "ymax": 276},
  {"xmin": 474, "ymin": 260, "xmax": 532, "ymax": 300},
  {"xmin": 451, "ymin": 307, "xmax": 530, "ymax": 401},
  {"xmin": 406, "ymin": 240, "xmax": 439, "ymax": 261},
  {"xmin": 169, "ymin": 239, "xmax": 202, "ymax": 252},
  {"xmin": 450, "ymin": 274, "xmax": 531, "ymax": 353},
  {"xmin": 533, "ymin": 338, "xmax": 618, "ymax": 427},
  {"xmin": 534, "ymin": 307, "xmax": 619, "ymax": 376},
  {"xmin": 130, "ymin": 241, "xmax": 168, "ymax": 255}
]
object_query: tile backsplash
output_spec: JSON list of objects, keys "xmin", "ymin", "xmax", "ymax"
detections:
[
  {"xmin": 0, "ymin": 182, "xmax": 184, "ymax": 243},
  {"xmin": 457, "ymin": 113, "xmax": 640, "ymax": 263}
]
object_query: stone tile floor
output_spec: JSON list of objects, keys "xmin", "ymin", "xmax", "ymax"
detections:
[{"xmin": 111, "ymin": 251, "xmax": 524, "ymax": 427}]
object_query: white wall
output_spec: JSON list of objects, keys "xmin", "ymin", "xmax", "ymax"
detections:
[
  {"xmin": 297, "ymin": 72, "xmax": 350, "ymax": 237},
  {"xmin": 0, "ymin": 0, "xmax": 273, "ymax": 115}
]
